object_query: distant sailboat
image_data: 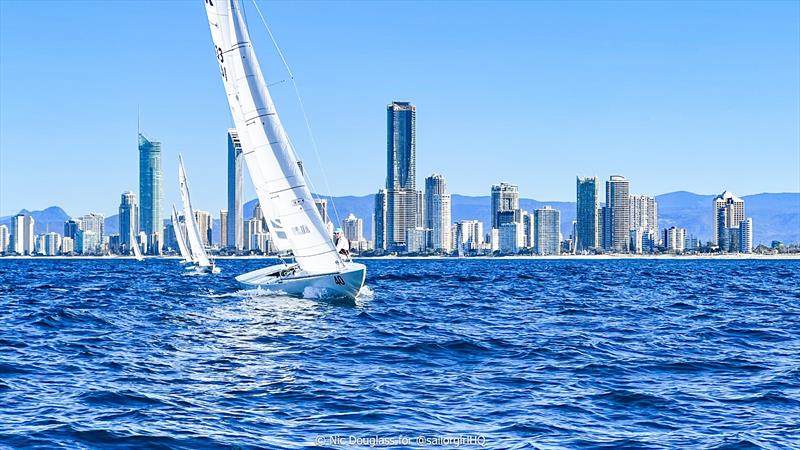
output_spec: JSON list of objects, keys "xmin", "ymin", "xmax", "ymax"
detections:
[
  {"xmin": 130, "ymin": 226, "xmax": 144, "ymax": 261},
  {"xmin": 178, "ymin": 155, "xmax": 220, "ymax": 274},
  {"xmin": 171, "ymin": 205, "xmax": 192, "ymax": 264},
  {"xmin": 204, "ymin": 0, "xmax": 365, "ymax": 299}
]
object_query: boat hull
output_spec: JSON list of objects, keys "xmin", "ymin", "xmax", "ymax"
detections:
[{"xmin": 235, "ymin": 262, "xmax": 366, "ymax": 300}]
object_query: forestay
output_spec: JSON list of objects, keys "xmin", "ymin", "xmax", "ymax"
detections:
[
  {"xmin": 178, "ymin": 155, "xmax": 212, "ymax": 268},
  {"xmin": 204, "ymin": 0, "xmax": 342, "ymax": 274}
]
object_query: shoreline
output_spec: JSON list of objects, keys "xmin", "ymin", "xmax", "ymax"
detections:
[{"xmin": 1, "ymin": 254, "xmax": 798, "ymax": 260}]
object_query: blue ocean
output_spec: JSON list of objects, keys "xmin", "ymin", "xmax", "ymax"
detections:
[{"xmin": 1, "ymin": 258, "xmax": 798, "ymax": 449}]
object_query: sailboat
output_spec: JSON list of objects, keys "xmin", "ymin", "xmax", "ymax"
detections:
[
  {"xmin": 178, "ymin": 155, "xmax": 220, "ymax": 274},
  {"xmin": 204, "ymin": 0, "xmax": 366, "ymax": 299},
  {"xmin": 171, "ymin": 205, "xmax": 192, "ymax": 264},
  {"xmin": 130, "ymin": 226, "xmax": 144, "ymax": 261}
]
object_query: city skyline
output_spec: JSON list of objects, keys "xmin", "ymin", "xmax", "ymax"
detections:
[{"xmin": 2, "ymin": 1, "xmax": 799, "ymax": 217}]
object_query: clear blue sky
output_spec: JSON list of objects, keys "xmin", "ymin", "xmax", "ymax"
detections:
[{"xmin": 1, "ymin": 0, "xmax": 798, "ymax": 217}]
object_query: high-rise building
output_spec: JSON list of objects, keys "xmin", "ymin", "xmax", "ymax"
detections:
[
  {"xmin": 10, "ymin": 214, "xmax": 35, "ymax": 255},
  {"xmin": 664, "ymin": 226, "xmax": 687, "ymax": 253},
  {"xmin": 43, "ymin": 232, "xmax": 62, "ymax": 256},
  {"xmin": 219, "ymin": 210, "xmax": 228, "ymax": 248},
  {"xmin": 454, "ymin": 220, "xmax": 484, "ymax": 254},
  {"xmin": 739, "ymin": 218, "xmax": 753, "ymax": 253},
  {"xmin": 139, "ymin": 133, "xmax": 163, "ymax": 254},
  {"xmin": 522, "ymin": 211, "xmax": 535, "ymax": 249},
  {"xmin": 576, "ymin": 176, "xmax": 599, "ymax": 252},
  {"xmin": 630, "ymin": 195, "xmax": 658, "ymax": 232},
  {"xmin": 64, "ymin": 220, "xmax": 80, "ymax": 242},
  {"xmin": 499, "ymin": 222, "xmax": 523, "ymax": 254},
  {"xmin": 605, "ymin": 175, "xmax": 630, "ymax": 252},
  {"xmin": 491, "ymin": 182, "xmax": 520, "ymax": 229},
  {"xmin": 373, "ymin": 190, "xmax": 388, "ymax": 251},
  {"xmin": 61, "ymin": 236, "xmax": 74, "ymax": 255},
  {"xmin": 194, "ymin": 210, "xmax": 213, "ymax": 247},
  {"xmin": 342, "ymin": 213, "xmax": 364, "ymax": 243},
  {"xmin": 77, "ymin": 213, "xmax": 104, "ymax": 254},
  {"xmin": 386, "ymin": 101, "xmax": 418, "ymax": 252},
  {"xmin": 424, "ymin": 174, "xmax": 452, "ymax": 252},
  {"xmin": 712, "ymin": 191, "xmax": 745, "ymax": 248},
  {"xmin": 405, "ymin": 227, "xmax": 429, "ymax": 253},
  {"xmin": 0, "ymin": 224, "xmax": 8, "ymax": 253},
  {"xmin": 227, "ymin": 129, "xmax": 244, "ymax": 251},
  {"xmin": 534, "ymin": 206, "xmax": 560, "ymax": 256},
  {"xmin": 119, "ymin": 191, "xmax": 138, "ymax": 254}
]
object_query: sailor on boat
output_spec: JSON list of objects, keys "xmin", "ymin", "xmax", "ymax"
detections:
[{"xmin": 334, "ymin": 228, "xmax": 350, "ymax": 259}]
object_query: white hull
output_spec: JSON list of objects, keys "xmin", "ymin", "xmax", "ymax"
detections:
[{"xmin": 236, "ymin": 262, "xmax": 366, "ymax": 300}]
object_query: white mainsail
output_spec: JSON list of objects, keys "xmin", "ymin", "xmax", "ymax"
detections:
[
  {"xmin": 204, "ymin": 0, "xmax": 342, "ymax": 274},
  {"xmin": 171, "ymin": 205, "xmax": 192, "ymax": 262},
  {"xmin": 130, "ymin": 226, "xmax": 144, "ymax": 261},
  {"xmin": 178, "ymin": 155, "xmax": 212, "ymax": 268}
]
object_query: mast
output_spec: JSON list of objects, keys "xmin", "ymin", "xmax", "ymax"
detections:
[
  {"xmin": 178, "ymin": 155, "xmax": 211, "ymax": 268},
  {"xmin": 171, "ymin": 205, "xmax": 192, "ymax": 262}
]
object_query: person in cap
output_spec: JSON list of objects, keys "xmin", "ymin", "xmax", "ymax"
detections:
[{"xmin": 334, "ymin": 227, "xmax": 350, "ymax": 258}]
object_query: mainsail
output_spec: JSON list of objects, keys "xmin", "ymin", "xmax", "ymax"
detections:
[
  {"xmin": 171, "ymin": 205, "xmax": 192, "ymax": 262},
  {"xmin": 130, "ymin": 226, "xmax": 144, "ymax": 261},
  {"xmin": 204, "ymin": 0, "xmax": 342, "ymax": 274},
  {"xmin": 178, "ymin": 155, "xmax": 212, "ymax": 268}
]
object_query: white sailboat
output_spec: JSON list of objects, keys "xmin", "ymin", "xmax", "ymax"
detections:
[
  {"xmin": 171, "ymin": 205, "xmax": 192, "ymax": 264},
  {"xmin": 178, "ymin": 155, "xmax": 220, "ymax": 274},
  {"xmin": 204, "ymin": 0, "xmax": 366, "ymax": 299},
  {"xmin": 130, "ymin": 226, "xmax": 144, "ymax": 261}
]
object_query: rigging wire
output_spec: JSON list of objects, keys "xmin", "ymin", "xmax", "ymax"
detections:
[{"xmin": 249, "ymin": 0, "xmax": 344, "ymax": 230}]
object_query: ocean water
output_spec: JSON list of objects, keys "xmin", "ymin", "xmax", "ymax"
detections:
[{"xmin": 0, "ymin": 258, "xmax": 799, "ymax": 449}]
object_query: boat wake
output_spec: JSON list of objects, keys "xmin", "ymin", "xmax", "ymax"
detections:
[{"xmin": 357, "ymin": 285, "xmax": 374, "ymax": 299}]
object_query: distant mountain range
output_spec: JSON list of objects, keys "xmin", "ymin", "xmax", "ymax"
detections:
[{"xmin": 3, "ymin": 192, "xmax": 798, "ymax": 245}]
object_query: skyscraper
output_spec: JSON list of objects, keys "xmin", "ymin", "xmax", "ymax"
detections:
[
  {"xmin": 605, "ymin": 175, "xmax": 630, "ymax": 252},
  {"xmin": 139, "ymin": 133, "xmax": 163, "ymax": 254},
  {"xmin": 491, "ymin": 182, "xmax": 520, "ymax": 229},
  {"xmin": 10, "ymin": 214, "xmax": 34, "ymax": 255},
  {"xmin": 424, "ymin": 174, "xmax": 452, "ymax": 252},
  {"xmin": 77, "ymin": 213, "xmax": 105, "ymax": 255},
  {"xmin": 219, "ymin": 210, "xmax": 228, "ymax": 248},
  {"xmin": 712, "ymin": 191, "xmax": 745, "ymax": 247},
  {"xmin": 373, "ymin": 189, "xmax": 388, "ymax": 251},
  {"xmin": 227, "ymin": 128, "xmax": 244, "ymax": 251},
  {"xmin": 386, "ymin": 101, "xmax": 417, "ymax": 252},
  {"xmin": 118, "ymin": 191, "xmax": 138, "ymax": 254},
  {"xmin": 342, "ymin": 213, "xmax": 364, "ymax": 243},
  {"xmin": 739, "ymin": 218, "xmax": 753, "ymax": 253},
  {"xmin": 0, "ymin": 224, "xmax": 8, "ymax": 253},
  {"xmin": 575, "ymin": 176, "xmax": 599, "ymax": 251},
  {"xmin": 534, "ymin": 206, "xmax": 561, "ymax": 256},
  {"xmin": 194, "ymin": 210, "xmax": 213, "ymax": 246}
]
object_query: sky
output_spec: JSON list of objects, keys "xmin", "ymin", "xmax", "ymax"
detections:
[{"xmin": 1, "ymin": 0, "xmax": 798, "ymax": 218}]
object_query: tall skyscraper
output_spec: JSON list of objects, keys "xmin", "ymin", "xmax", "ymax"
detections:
[
  {"xmin": 0, "ymin": 224, "xmax": 8, "ymax": 253},
  {"xmin": 424, "ymin": 174, "xmax": 452, "ymax": 252},
  {"xmin": 10, "ymin": 214, "xmax": 35, "ymax": 255},
  {"xmin": 219, "ymin": 210, "xmax": 228, "ymax": 248},
  {"xmin": 605, "ymin": 175, "xmax": 630, "ymax": 252},
  {"xmin": 491, "ymin": 182, "xmax": 520, "ymax": 229},
  {"xmin": 386, "ymin": 101, "xmax": 417, "ymax": 252},
  {"xmin": 630, "ymin": 195, "xmax": 658, "ymax": 234},
  {"xmin": 118, "ymin": 191, "xmax": 138, "ymax": 254},
  {"xmin": 534, "ymin": 206, "xmax": 561, "ymax": 256},
  {"xmin": 139, "ymin": 133, "xmax": 163, "ymax": 254},
  {"xmin": 576, "ymin": 176, "xmax": 599, "ymax": 252},
  {"xmin": 194, "ymin": 210, "xmax": 213, "ymax": 246},
  {"xmin": 227, "ymin": 128, "xmax": 244, "ymax": 251},
  {"xmin": 739, "ymin": 218, "xmax": 753, "ymax": 253},
  {"xmin": 342, "ymin": 213, "xmax": 364, "ymax": 243},
  {"xmin": 77, "ymin": 213, "xmax": 105, "ymax": 255},
  {"xmin": 712, "ymin": 191, "xmax": 745, "ymax": 247},
  {"xmin": 373, "ymin": 189, "xmax": 388, "ymax": 251}
]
